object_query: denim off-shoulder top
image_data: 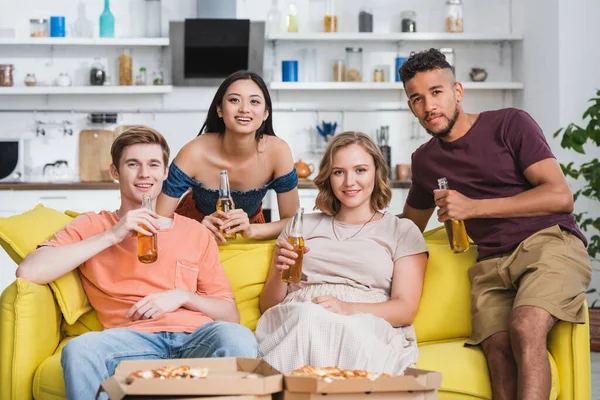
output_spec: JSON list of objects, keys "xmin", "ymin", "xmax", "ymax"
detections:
[{"xmin": 162, "ymin": 162, "xmax": 298, "ymax": 217}]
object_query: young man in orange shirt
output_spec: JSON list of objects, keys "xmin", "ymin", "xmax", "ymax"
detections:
[{"xmin": 16, "ymin": 127, "xmax": 257, "ymax": 400}]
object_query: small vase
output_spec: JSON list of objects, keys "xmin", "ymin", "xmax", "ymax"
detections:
[{"xmin": 99, "ymin": 0, "xmax": 115, "ymax": 38}]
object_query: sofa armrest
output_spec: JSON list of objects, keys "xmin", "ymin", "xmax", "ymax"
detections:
[
  {"xmin": 0, "ymin": 278, "xmax": 62, "ymax": 400},
  {"xmin": 547, "ymin": 305, "xmax": 591, "ymax": 400}
]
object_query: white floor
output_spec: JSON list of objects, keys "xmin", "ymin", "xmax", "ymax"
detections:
[{"xmin": 592, "ymin": 352, "xmax": 600, "ymax": 399}]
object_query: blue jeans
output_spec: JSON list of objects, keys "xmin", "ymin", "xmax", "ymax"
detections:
[{"xmin": 61, "ymin": 321, "xmax": 257, "ymax": 400}]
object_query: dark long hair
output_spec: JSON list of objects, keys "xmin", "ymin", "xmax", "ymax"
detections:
[{"xmin": 198, "ymin": 71, "xmax": 276, "ymax": 140}]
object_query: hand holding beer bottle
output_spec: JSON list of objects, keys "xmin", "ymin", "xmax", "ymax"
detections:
[
  {"xmin": 280, "ymin": 207, "xmax": 305, "ymax": 283},
  {"xmin": 216, "ymin": 170, "xmax": 237, "ymax": 241},
  {"xmin": 138, "ymin": 194, "xmax": 159, "ymax": 263},
  {"xmin": 436, "ymin": 177, "xmax": 470, "ymax": 253}
]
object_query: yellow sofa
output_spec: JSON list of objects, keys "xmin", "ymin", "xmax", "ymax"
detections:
[{"xmin": 0, "ymin": 205, "xmax": 591, "ymax": 400}]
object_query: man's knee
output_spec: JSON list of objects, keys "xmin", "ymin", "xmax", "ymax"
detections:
[
  {"xmin": 209, "ymin": 322, "xmax": 258, "ymax": 357},
  {"xmin": 481, "ymin": 332, "xmax": 513, "ymax": 363},
  {"xmin": 61, "ymin": 332, "xmax": 102, "ymax": 367},
  {"xmin": 509, "ymin": 307, "xmax": 554, "ymax": 349}
]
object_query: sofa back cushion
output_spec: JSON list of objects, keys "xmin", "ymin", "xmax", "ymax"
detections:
[
  {"xmin": 0, "ymin": 205, "xmax": 93, "ymax": 324},
  {"xmin": 218, "ymin": 238, "xmax": 275, "ymax": 332},
  {"xmin": 413, "ymin": 227, "xmax": 478, "ymax": 343}
]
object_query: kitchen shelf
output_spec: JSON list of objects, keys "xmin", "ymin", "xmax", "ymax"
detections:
[
  {"xmin": 270, "ymin": 82, "xmax": 524, "ymax": 90},
  {"xmin": 0, "ymin": 86, "xmax": 173, "ymax": 95},
  {"xmin": 267, "ymin": 32, "xmax": 523, "ymax": 42},
  {"xmin": 0, "ymin": 37, "xmax": 169, "ymax": 46}
]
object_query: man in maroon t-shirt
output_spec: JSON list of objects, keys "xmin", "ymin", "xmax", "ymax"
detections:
[{"xmin": 398, "ymin": 48, "xmax": 592, "ymax": 400}]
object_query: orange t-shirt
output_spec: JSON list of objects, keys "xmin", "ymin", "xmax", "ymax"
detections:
[{"xmin": 42, "ymin": 211, "xmax": 234, "ymax": 333}]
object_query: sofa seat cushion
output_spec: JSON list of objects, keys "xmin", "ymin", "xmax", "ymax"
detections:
[
  {"xmin": 416, "ymin": 340, "xmax": 559, "ymax": 400},
  {"xmin": 33, "ymin": 341, "xmax": 69, "ymax": 400}
]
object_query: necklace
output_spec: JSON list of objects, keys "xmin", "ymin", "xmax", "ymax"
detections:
[{"xmin": 332, "ymin": 211, "xmax": 378, "ymax": 241}]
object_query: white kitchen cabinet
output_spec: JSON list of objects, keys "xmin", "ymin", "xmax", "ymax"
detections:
[{"xmin": 0, "ymin": 190, "xmax": 121, "ymax": 215}]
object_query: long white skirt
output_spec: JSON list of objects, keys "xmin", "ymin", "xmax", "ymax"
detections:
[{"xmin": 256, "ymin": 283, "xmax": 418, "ymax": 375}]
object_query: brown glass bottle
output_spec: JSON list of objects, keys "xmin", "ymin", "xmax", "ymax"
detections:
[
  {"xmin": 217, "ymin": 170, "xmax": 237, "ymax": 240},
  {"xmin": 437, "ymin": 177, "xmax": 470, "ymax": 253},
  {"xmin": 281, "ymin": 207, "xmax": 304, "ymax": 283},
  {"xmin": 137, "ymin": 194, "xmax": 158, "ymax": 263}
]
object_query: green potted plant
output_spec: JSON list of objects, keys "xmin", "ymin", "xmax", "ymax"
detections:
[{"xmin": 554, "ymin": 89, "xmax": 600, "ymax": 350}]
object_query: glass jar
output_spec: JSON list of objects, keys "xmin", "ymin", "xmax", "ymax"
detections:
[
  {"xmin": 119, "ymin": 50, "xmax": 133, "ymax": 85},
  {"xmin": 440, "ymin": 48, "xmax": 455, "ymax": 74},
  {"xmin": 152, "ymin": 71, "xmax": 164, "ymax": 85},
  {"xmin": 323, "ymin": 0, "xmax": 337, "ymax": 32},
  {"xmin": 136, "ymin": 67, "xmax": 147, "ymax": 85},
  {"xmin": 24, "ymin": 73, "xmax": 37, "ymax": 87},
  {"xmin": 266, "ymin": 0, "xmax": 283, "ymax": 36},
  {"xmin": 373, "ymin": 68, "xmax": 384, "ymax": 82},
  {"xmin": 358, "ymin": 7, "xmax": 373, "ymax": 33},
  {"xmin": 286, "ymin": 0, "xmax": 298, "ymax": 33},
  {"xmin": 30, "ymin": 18, "xmax": 49, "ymax": 37},
  {"xmin": 90, "ymin": 58, "xmax": 106, "ymax": 86},
  {"xmin": 345, "ymin": 47, "xmax": 363, "ymax": 82},
  {"xmin": 145, "ymin": 0, "xmax": 161, "ymax": 38},
  {"xmin": 401, "ymin": 10, "xmax": 417, "ymax": 32},
  {"xmin": 333, "ymin": 60, "xmax": 345, "ymax": 82},
  {"xmin": 0, "ymin": 64, "xmax": 14, "ymax": 87},
  {"xmin": 445, "ymin": 0, "xmax": 463, "ymax": 33}
]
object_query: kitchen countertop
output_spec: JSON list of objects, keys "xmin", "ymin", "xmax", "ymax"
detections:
[
  {"xmin": 0, "ymin": 182, "xmax": 120, "ymax": 190},
  {"xmin": 0, "ymin": 180, "xmax": 411, "ymax": 191}
]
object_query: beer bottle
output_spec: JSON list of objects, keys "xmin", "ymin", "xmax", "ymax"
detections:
[
  {"xmin": 137, "ymin": 194, "xmax": 158, "ymax": 263},
  {"xmin": 216, "ymin": 170, "xmax": 237, "ymax": 240},
  {"xmin": 281, "ymin": 207, "xmax": 305, "ymax": 283},
  {"xmin": 437, "ymin": 177, "xmax": 470, "ymax": 253}
]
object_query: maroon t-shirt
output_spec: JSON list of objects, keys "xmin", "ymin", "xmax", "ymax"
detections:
[{"xmin": 406, "ymin": 108, "xmax": 586, "ymax": 260}]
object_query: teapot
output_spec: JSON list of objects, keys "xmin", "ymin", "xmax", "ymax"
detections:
[{"xmin": 295, "ymin": 159, "xmax": 314, "ymax": 179}]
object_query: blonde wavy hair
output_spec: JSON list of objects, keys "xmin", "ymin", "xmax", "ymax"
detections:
[{"xmin": 313, "ymin": 131, "xmax": 391, "ymax": 216}]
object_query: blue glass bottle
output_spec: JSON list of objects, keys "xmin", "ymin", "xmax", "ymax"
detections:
[{"xmin": 99, "ymin": 0, "xmax": 115, "ymax": 38}]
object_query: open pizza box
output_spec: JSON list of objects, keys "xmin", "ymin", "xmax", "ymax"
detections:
[
  {"xmin": 282, "ymin": 368, "xmax": 442, "ymax": 400},
  {"xmin": 97, "ymin": 357, "xmax": 283, "ymax": 400}
]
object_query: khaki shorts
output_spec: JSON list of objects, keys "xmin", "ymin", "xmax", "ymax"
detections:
[{"xmin": 466, "ymin": 225, "xmax": 592, "ymax": 345}]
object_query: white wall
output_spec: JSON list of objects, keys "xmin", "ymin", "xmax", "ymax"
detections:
[{"xmin": 515, "ymin": 0, "xmax": 600, "ymax": 293}]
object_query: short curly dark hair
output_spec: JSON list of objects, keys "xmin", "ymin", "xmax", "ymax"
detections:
[{"xmin": 399, "ymin": 48, "xmax": 453, "ymax": 85}]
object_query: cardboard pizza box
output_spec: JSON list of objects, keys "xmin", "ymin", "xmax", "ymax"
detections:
[
  {"xmin": 282, "ymin": 368, "xmax": 442, "ymax": 400},
  {"xmin": 97, "ymin": 358, "xmax": 282, "ymax": 400}
]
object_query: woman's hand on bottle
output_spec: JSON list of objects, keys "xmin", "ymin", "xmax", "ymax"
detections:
[
  {"xmin": 274, "ymin": 238, "xmax": 310, "ymax": 272},
  {"xmin": 201, "ymin": 210, "xmax": 228, "ymax": 243},
  {"xmin": 221, "ymin": 209, "xmax": 250, "ymax": 236},
  {"xmin": 107, "ymin": 208, "xmax": 159, "ymax": 244}
]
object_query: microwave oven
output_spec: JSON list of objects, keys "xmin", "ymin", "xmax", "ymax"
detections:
[
  {"xmin": 170, "ymin": 19, "xmax": 265, "ymax": 86},
  {"xmin": 0, "ymin": 138, "xmax": 24, "ymax": 182}
]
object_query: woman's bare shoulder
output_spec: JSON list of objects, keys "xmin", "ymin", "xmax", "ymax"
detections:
[{"xmin": 261, "ymin": 135, "xmax": 294, "ymax": 171}]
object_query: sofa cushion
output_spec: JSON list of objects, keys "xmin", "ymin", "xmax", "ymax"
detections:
[
  {"xmin": 0, "ymin": 204, "xmax": 92, "ymax": 325},
  {"xmin": 412, "ymin": 241, "xmax": 478, "ymax": 343},
  {"xmin": 0, "ymin": 204, "xmax": 72, "ymax": 263},
  {"xmin": 0, "ymin": 278, "xmax": 62, "ymax": 400},
  {"xmin": 416, "ymin": 340, "xmax": 559, "ymax": 400},
  {"xmin": 218, "ymin": 238, "xmax": 275, "ymax": 332}
]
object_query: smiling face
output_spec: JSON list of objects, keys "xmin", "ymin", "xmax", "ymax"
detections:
[
  {"xmin": 110, "ymin": 143, "xmax": 168, "ymax": 205},
  {"xmin": 217, "ymin": 79, "xmax": 269, "ymax": 136},
  {"xmin": 329, "ymin": 143, "xmax": 377, "ymax": 213},
  {"xmin": 404, "ymin": 67, "xmax": 463, "ymax": 139}
]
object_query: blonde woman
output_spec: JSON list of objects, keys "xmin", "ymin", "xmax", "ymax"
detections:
[{"xmin": 256, "ymin": 132, "xmax": 428, "ymax": 375}]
